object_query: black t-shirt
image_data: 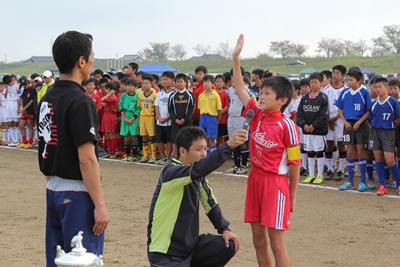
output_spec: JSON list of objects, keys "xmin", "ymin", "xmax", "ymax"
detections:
[
  {"xmin": 37, "ymin": 80, "xmax": 99, "ymax": 180},
  {"xmin": 21, "ymin": 87, "xmax": 37, "ymax": 115}
]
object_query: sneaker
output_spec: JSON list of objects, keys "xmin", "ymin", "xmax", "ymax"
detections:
[
  {"xmin": 16, "ymin": 143, "xmax": 26, "ymax": 148},
  {"xmin": 357, "ymin": 182, "xmax": 367, "ymax": 192},
  {"xmin": 302, "ymin": 175, "xmax": 315, "ymax": 183},
  {"xmin": 225, "ymin": 166, "xmax": 238, "ymax": 174},
  {"xmin": 109, "ymin": 154, "xmax": 116, "ymax": 159},
  {"xmin": 376, "ymin": 185, "xmax": 388, "ymax": 196},
  {"xmin": 148, "ymin": 157, "xmax": 156, "ymax": 164},
  {"xmin": 323, "ymin": 165, "xmax": 328, "ymax": 173},
  {"xmin": 367, "ymin": 179, "xmax": 376, "ymax": 189},
  {"xmin": 236, "ymin": 166, "xmax": 248, "ymax": 175},
  {"xmin": 313, "ymin": 175, "xmax": 324, "ymax": 184},
  {"xmin": 129, "ymin": 156, "xmax": 137, "ymax": 162},
  {"xmin": 98, "ymin": 148, "xmax": 107, "ymax": 157},
  {"xmin": 300, "ymin": 167, "xmax": 308, "ymax": 176},
  {"xmin": 24, "ymin": 143, "xmax": 32, "ymax": 149},
  {"xmin": 325, "ymin": 170, "xmax": 334, "ymax": 180},
  {"xmin": 140, "ymin": 156, "xmax": 149, "ymax": 163},
  {"xmin": 122, "ymin": 156, "xmax": 130, "ymax": 162},
  {"xmin": 101, "ymin": 154, "xmax": 111, "ymax": 158},
  {"xmin": 334, "ymin": 171, "xmax": 345, "ymax": 181},
  {"xmin": 339, "ymin": 182, "xmax": 355, "ymax": 191},
  {"xmin": 8, "ymin": 142, "xmax": 18, "ymax": 147},
  {"xmin": 1, "ymin": 141, "xmax": 8, "ymax": 146},
  {"xmin": 387, "ymin": 177, "xmax": 397, "ymax": 189},
  {"xmin": 155, "ymin": 158, "xmax": 166, "ymax": 165},
  {"xmin": 116, "ymin": 151, "xmax": 127, "ymax": 158},
  {"xmin": 246, "ymin": 162, "xmax": 252, "ymax": 168}
]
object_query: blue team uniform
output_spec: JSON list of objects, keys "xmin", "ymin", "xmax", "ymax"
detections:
[
  {"xmin": 370, "ymin": 96, "xmax": 400, "ymax": 129},
  {"xmin": 335, "ymin": 87, "xmax": 372, "ymax": 120}
]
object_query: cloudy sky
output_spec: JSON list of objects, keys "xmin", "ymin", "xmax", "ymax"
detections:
[{"xmin": 1, "ymin": 0, "xmax": 398, "ymax": 63}]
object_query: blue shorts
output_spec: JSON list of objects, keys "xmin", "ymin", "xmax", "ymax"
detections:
[{"xmin": 199, "ymin": 114, "xmax": 218, "ymax": 139}]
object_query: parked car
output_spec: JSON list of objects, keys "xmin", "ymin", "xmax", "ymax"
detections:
[
  {"xmin": 287, "ymin": 74, "xmax": 300, "ymax": 81},
  {"xmin": 387, "ymin": 73, "xmax": 397, "ymax": 81},
  {"xmin": 287, "ymin": 60, "xmax": 306, "ymax": 66},
  {"xmin": 397, "ymin": 72, "xmax": 400, "ymax": 80}
]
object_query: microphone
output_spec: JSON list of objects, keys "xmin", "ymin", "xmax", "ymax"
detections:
[{"xmin": 240, "ymin": 109, "xmax": 254, "ymax": 151}]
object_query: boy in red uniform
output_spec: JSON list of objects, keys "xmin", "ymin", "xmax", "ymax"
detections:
[
  {"xmin": 233, "ymin": 34, "xmax": 301, "ymax": 267},
  {"xmin": 101, "ymin": 82, "xmax": 118, "ymax": 159},
  {"xmin": 85, "ymin": 78, "xmax": 102, "ymax": 111},
  {"xmin": 215, "ymin": 74, "xmax": 229, "ymax": 147},
  {"xmin": 192, "ymin": 66, "xmax": 207, "ymax": 126}
]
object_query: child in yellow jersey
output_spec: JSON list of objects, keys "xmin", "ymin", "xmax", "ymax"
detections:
[
  {"xmin": 198, "ymin": 75, "xmax": 222, "ymax": 152},
  {"xmin": 138, "ymin": 75, "xmax": 157, "ymax": 163}
]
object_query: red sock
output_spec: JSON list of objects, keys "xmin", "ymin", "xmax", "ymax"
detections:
[
  {"xmin": 118, "ymin": 137, "xmax": 125, "ymax": 153},
  {"xmin": 22, "ymin": 136, "xmax": 27, "ymax": 144},
  {"xmin": 28, "ymin": 138, "xmax": 33, "ymax": 144},
  {"xmin": 111, "ymin": 138, "xmax": 117, "ymax": 155},
  {"xmin": 106, "ymin": 138, "xmax": 111, "ymax": 154}
]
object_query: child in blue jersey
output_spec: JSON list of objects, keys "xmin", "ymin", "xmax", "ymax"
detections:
[
  {"xmin": 335, "ymin": 69, "xmax": 372, "ymax": 191},
  {"xmin": 368, "ymin": 77, "xmax": 400, "ymax": 195}
]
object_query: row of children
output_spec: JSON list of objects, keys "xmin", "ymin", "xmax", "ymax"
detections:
[
  {"xmin": 294, "ymin": 65, "xmax": 400, "ymax": 196},
  {"xmin": 0, "ymin": 71, "xmax": 53, "ymax": 148}
]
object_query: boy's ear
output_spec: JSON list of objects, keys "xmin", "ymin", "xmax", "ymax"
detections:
[
  {"xmin": 179, "ymin": 147, "xmax": 187, "ymax": 158},
  {"xmin": 279, "ymin": 97, "xmax": 288, "ymax": 106}
]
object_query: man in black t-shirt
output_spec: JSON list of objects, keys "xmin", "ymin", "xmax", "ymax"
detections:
[
  {"xmin": 37, "ymin": 31, "xmax": 109, "ymax": 267},
  {"xmin": 16, "ymin": 77, "xmax": 36, "ymax": 148}
]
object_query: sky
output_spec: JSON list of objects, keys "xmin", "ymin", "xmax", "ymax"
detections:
[{"xmin": 2, "ymin": 0, "xmax": 399, "ymax": 63}]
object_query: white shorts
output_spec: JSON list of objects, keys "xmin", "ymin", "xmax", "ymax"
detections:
[
  {"xmin": 227, "ymin": 116, "xmax": 245, "ymax": 138},
  {"xmin": 303, "ymin": 135, "xmax": 325, "ymax": 152},
  {"xmin": 326, "ymin": 120, "xmax": 344, "ymax": 141},
  {"xmin": 5, "ymin": 100, "xmax": 20, "ymax": 122},
  {"xmin": 0, "ymin": 107, "xmax": 6, "ymax": 123},
  {"xmin": 298, "ymin": 127, "xmax": 304, "ymax": 143}
]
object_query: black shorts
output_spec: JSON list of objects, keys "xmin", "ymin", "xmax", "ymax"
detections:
[
  {"xmin": 395, "ymin": 127, "xmax": 400, "ymax": 148},
  {"xmin": 342, "ymin": 120, "xmax": 369, "ymax": 145},
  {"xmin": 170, "ymin": 120, "xmax": 192, "ymax": 143},
  {"xmin": 155, "ymin": 125, "xmax": 171, "ymax": 143},
  {"xmin": 368, "ymin": 127, "xmax": 396, "ymax": 153},
  {"xmin": 217, "ymin": 124, "xmax": 228, "ymax": 138}
]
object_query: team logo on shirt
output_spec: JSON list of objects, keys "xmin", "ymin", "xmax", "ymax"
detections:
[
  {"xmin": 252, "ymin": 122, "xmax": 278, "ymax": 149},
  {"xmin": 38, "ymin": 102, "xmax": 57, "ymax": 159},
  {"xmin": 89, "ymin": 127, "xmax": 95, "ymax": 135}
]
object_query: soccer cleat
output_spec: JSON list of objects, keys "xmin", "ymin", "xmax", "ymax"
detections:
[
  {"xmin": 8, "ymin": 142, "xmax": 18, "ymax": 147},
  {"xmin": 129, "ymin": 156, "xmax": 137, "ymax": 162},
  {"xmin": 302, "ymin": 175, "xmax": 315, "ymax": 183},
  {"xmin": 24, "ymin": 143, "xmax": 32, "ymax": 149},
  {"xmin": 140, "ymin": 156, "xmax": 149, "ymax": 163},
  {"xmin": 122, "ymin": 156, "xmax": 130, "ymax": 162},
  {"xmin": 376, "ymin": 185, "xmax": 388, "ymax": 196},
  {"xmin": 16, "ymin": 143, "xmax": 26, "ymax": 148},
  {"xmin": 325, "ymin": 171, "xmax": 334, "ymax": 180},
  {"xmin": 339, "ymin": 182, "xmax": 355, "ymax": 191},
  {"xmin": 334, "ymin": 171, "xmax": 345, "ymax": 181},
  {"xmin": 101, "ymin": 154, "xmax": 111, "ymax": 158},
  {"xmin": 109, "ymin": 154, "xmax": 116, "ymax": 159},
  {"xmin": 236, "ymin": 166, "xmax": 248, "ymax": 175},
  {"xmin": 367, "ymin": 179, "xmax": 377, "ymax": 189},
  {"xmin": 155, "ymin": 158, "xmax": 166, "ymax": 165},
  {"xmin": 225, "ymin": 166, "xmax": 238, "ymax": 173},
  {"xmin": 1, "ymin": 141, "xmax": 8, "ymax": 146},
  {"xmin": 357, "ymin": 182, "xmax": 367, "ymax": 192},
  {"xmin": 98, "ymin": 148, "xmax": 107, "ymax": 157},
  {"xmin": 300, "ymin": 167, "xmax": 308, "ymax": 176},
  {"xmin": 387, "ymin": 177, "xmax": 397, "ymax": 189},
  {"xmin": 313, "ymin": 175, "xmax": 324, "ymax": 184},
  {"xmin": 148, "ymin": 157, "xmax": 156, "ymax": 164},
  {"xmin": 246, "ymin": 162, "xmax": 252, "ymax": 168}
]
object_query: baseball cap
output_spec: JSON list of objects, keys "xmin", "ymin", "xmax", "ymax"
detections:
[
  {"xmin": 18, "ymin": 77, "xmax": 29, "ymax": 89},
  {"xmin": 42, "ymin": 70, "xmax": 52, "ymax": 78},
  {"xmin": 34, "ymin": 76, "xmax": 43, "ymax": 83},
  {"xmin": 102, "ymin": 73, "xmax": 112, "ymax": 80}
]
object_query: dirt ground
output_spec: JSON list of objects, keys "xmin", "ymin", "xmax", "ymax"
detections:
[{"xmin": 1, "ymin": 146, "xmax": 400, "ymax": 267}]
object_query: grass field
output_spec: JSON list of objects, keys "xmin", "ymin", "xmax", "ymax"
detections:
[{"xmin": 1, "ymin": 54, "xmax": 400, "ymax": 77}]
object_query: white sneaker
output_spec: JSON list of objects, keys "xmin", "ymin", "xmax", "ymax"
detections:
[
  {"xmin": 155, "ymin": 158, "xmax": 166, "ymax": 165},
  {"xmin": 8, "ymin": 142, "xmax": 18, "ymax": 147},
  {"xmin": 236, "ymin": 166, "xmax": 248, "ymax": 175},
  {"xmin": 225, "ymin": 166, "xmax": 238, "ymax": 173}
]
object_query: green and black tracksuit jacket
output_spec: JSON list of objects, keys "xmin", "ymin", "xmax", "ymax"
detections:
[{"xmin": 147, "ymin": 143, "xmax": 232, "ymax": 257}]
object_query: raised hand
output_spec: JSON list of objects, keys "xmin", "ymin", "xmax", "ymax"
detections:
[{"xmin": 232, "ymin": 34, "xmax": 244, "ymax": 58}]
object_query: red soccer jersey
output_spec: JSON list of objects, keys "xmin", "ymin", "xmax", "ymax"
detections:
[
  {"xmin": 90, "ymin": 93, "xmax": 102, "ymax": 111},
  {"xmin": 216, "ymin": 89, "xmax": 229, "ymax": 124},
  {"xmin": 245, "ymin": 99, "xmax": 300, "ymax": 174},
  {"xmin": 192, "ymin": 81, "xmax": 205, "ymax": 121},
  {"xmin": 103, "ymin": 96, "xmax": 118, "ymax": 113}
]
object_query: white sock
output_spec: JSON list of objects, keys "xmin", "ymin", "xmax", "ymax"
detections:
[
  {"xmin": 6, "ymin": 129, "xmax": 11, "ymax": 142},
  {"xmin": 33, "ymin": 126, "xmax": 37, "ymax": 141},
  {"xmin": 326, "ymin": 157, "xmax": 333, "ymax": 172},
  {"xmin": 339, "ymin": 158, "xmax": 346, "ymax": 172},
  {"xmin": 16, "ymin": 127, "xmax": 21, "ymax": 141},
  {"xmin": 301, "ymin": 153, "xmax": 308, "ymax": 169},
  {"xmin": 317, "ymin": 157, "xmax": 324, "ymax": 177},
  {"xmin": 1, "ymin": 129, "xmax": 6, "ymax": 141},
  {"xmin": 332, "ymin": 151, "xmax": 338, "ymax": 170},
  {"xmin": 10, "ymin": 127, "xmax": 15, "ymax": 142},
  {"xmin": 308, "ymin": 157, "xmax": 316, "ymax": 177}
]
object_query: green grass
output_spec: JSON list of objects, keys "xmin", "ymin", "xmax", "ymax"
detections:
[{"xmin": 1, "ymin": 54, "xmax": 400, "ymax": 76}]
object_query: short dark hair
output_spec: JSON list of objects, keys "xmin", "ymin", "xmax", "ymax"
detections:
[
  {"xmin": 309, "ymin": 72, "xmax": 323, "ymax": 82},
  {"xmin": 389, "ymin": 79, "xmax": 400, "ymax": 87},
  {"xmin": 93, "ymin": 69, "xmax": 104, "ymax": 76},
  {"xmin": 263, "ymin": 71, "xmax": 274, "ymax": 79},
  {"xmin": 230, "ymin": 66, "xmax": 245, "ymax": 76},
  {"xmin": 243, "ymin": 77, "xmax": 251, "ymax": 86},
  {"xmin": 175, "ymin": 73, "xmax": 188, "ymax": 85},
  {"xmin": 332, "ymin": 65, "xmax": 347, "ymax": 76},
  {"xmin": 151, "ymin": 74, "xmax": 159, "ymax": 84},
  {"xmin": 176, "ymin": 126, "xmax": 208, "ymax": 158},
  {"xmin": 215, "ymin": 74, "xmax": 225, "ymax": 83},
  {"xmin": 106, "ymin": 81, "xmax": 116, "ymax": 91},
  {"xmin": 369, "ymin": 76, "xmax": 377, "ymax": 85},
  {"xmin": 31, "ymin": 73, "xmax": 40, "ymax": 80},
  {"xmin": 116, "ymin": 72, "xmax": 125, "ymax": 81},
  {"xmin": 374, "ymin": 77, "xmax": 389, "ymax": 86},
  {"xmin": 120, "ymin": 77, "xmax": 129, "ymax": 84},
  {"xmin": 99, "ymin": 78, "xmax": 108, "ymax": 85},
  {"xmin": 52, "ymin": 31, "xmax": 93, "ymax": 75},
  {"xmin": 162, "ymin": 71, "xmax": 175, "ymax": 80},
  {"xmin": 300, "ymin": 78, "xmax": 310, "ymax": 87},
  {"xmin": 142, "ymin": 75, "xmax": 153, "ymax": 83},
  {"xmin": 291, "ymin": 80, "xmax": 300, "ymax": 91},
  {"xmin": 320, "ymin": 70, "xmax": 332, "ymax": 80},
  {"xmin": 223, "ymin": 72, "xmax": 231, "ymax": 83},
  {"xmin": 136, "ymin": 71, "xmax": 145, "ymax": 77},
  {"xmin": 252, "ymin": 69, "xmax": 264, "ymax": 79},
  {"xmin": 195, "ymin": 66, "xmax": 207, "ymax": 74},
  {"xmin": 261, "ymin": 76, "xmax": 294, "ymax": 112},
  {"xmin": 2, "ymin": 75, "xmax": 12, "ymax": 85},
  {"xmin": 126, "ymin": 78, "xmax": 138, "ymax": 87},
  {"xmin": 112, "ymin": 81, "xmax": 121, "ymax": 92},
  {"xmin": 203, "ymin": 74, "xmax": 215, "ymax": 84},
  {"xmin": 129, "ymin": 62, "xmax": 138, "ymax": 72},
  {"xmin": 347, "ymin": 69, "xmax": 363, "ymax": 82},
  {"xmin": 83, "ymin": 78, "xmax": 97, "ymax": 86}
]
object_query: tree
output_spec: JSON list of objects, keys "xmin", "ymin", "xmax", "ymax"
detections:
[
  {"xmin": 215, "ymin": 42, "xmax": 233, "ymax": 59},
  {"xmin": 372, "ymin": 36, "xmax": 392, "ymax": 57},
  {"xmin": 192, "ymin": 44, "xmax": 211, "ymax": 56},
  {"xmin": 342, "ymin": 40, "xmax": 355, "ymax": 56},
  {"xmin": 353, "ymin": 40, "xmax": 369, "ymax": 56},
  {"xmin": 372, "ymin": 24, "xmax": 400, "ymax": 54},
  {"xmin": 269, "ymin": 40, "xmax": 294, "ymax": 58},
  {"xmin": 316, "ymin": 38, "xmax": 342, "ymax": 58},
  {"xmin": 140, "ymin": 42, "xmax": 170, "ymax": 61},
  {"xmin": 170, "ymin": 44, "xmax": 187, "ymax": 61},
  {"xmin": 293, "ymin": 44, "xmax": 308, "ymax": 57}
]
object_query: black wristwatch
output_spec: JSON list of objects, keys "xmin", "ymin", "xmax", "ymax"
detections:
[{"xmin": 218, "ymin": 226, "xmax": 232, "ymax": 234}]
